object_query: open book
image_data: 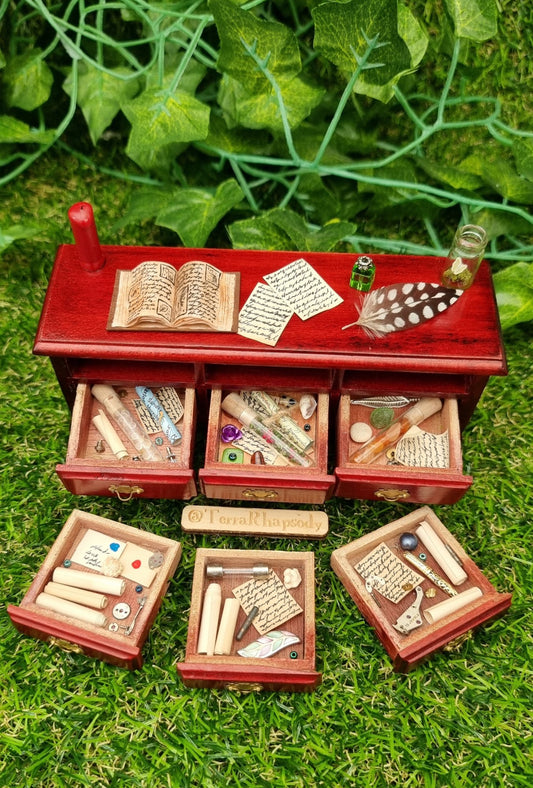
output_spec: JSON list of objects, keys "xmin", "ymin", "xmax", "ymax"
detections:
[{"xmin": 108, "ymin": 259, "xmax": 240, "ymax": 332}]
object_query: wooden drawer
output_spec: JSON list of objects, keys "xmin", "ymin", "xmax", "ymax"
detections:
[
  {"xmin": 56, "ymin": 382, "xmax": 197, "ymax": 500},
  {"xmin": 331, "ymin": 506, "xmax": 511, "ymax": 672},
  {"xmin": 199, "ymin": 388, "xmax": 335, "ymax": 504},
  {"xmin": 176, "ymin": 548, "xmax": 321, "ymax": 691},
  {"xmin": 334, "ymin": 395, "xmax": 472, "ymax": 504},
  {"xmin": 7, "ymin": 510, "xmax": 182, "ymax": 669}
]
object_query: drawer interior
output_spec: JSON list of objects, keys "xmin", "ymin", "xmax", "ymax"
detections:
[
  {"xmin": 339, "ymin": 395, "xmax": 464, "ymax": 473},
  {"xmin": 183, "ymin": 548, "xmax": 316, "ymax": 668},
  {"xmin": 204, "ymin": 388, "xmax": 329, "ymax": 474},
  {"xmin": 65, "ymin": 382, "xmax": 195, "ymax": 471}
]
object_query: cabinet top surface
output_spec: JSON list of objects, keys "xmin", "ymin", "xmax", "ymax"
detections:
[{"xmin": 34, "ymin": 245, "xmax": 506, "ymax": 375}]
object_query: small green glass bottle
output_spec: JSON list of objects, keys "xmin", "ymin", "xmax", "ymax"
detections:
[{"xmin": 349, "ymin": 255, "xmax": 375, "ymax": 291}]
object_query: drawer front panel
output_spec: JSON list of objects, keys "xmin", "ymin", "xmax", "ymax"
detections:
[
  {"xmin": 199, "ymin": 476, "xmax": 333, "ymax": 505},
  {"xmin": 334, "ymin": 470, "xmax": 472, "ymax": 505},
  {"xmin": 56, "ymin": 465, "xmax": 197, "ymax": 500}
]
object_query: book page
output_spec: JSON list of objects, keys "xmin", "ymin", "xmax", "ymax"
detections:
[
  {"xmin": 395, "ymin": 426, "xmax": 449, "ymax": 468},
  {"xmin": 173, "ymin": 261, "xmax": 222, "ymax": 325},
  {"xmin": 237, "ymin": 282, "xmax": 294, "ymax": 346},
  {"xmin": 232, "ymin": 571, "xmax": 303, "ymax": 635},
  {"xmin": 264, "ymin": 258, "xmax": 343, "ymax": 320},
  {"xmin": 355, "ymin": 543, "xmax": 423, "ymax": 604},
  {"xmin": 127, "ymin": 260, "xmax": 177, "ymax": 325}
]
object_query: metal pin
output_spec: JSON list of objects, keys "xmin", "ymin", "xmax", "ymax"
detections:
[
  {"xmin": 235, "ymin": 606, "xmax": 259, "ymax": 641},
  {"xmin": 124, "ymin": 596, "xmax": 146, "ymax": 636}
]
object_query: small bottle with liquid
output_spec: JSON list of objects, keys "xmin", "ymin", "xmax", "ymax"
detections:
[
  {"xmin": 349, "ymin": 255, "xmax": 375, "ymax": 292},
  {"xmin": 441, "ymin": 225, "xmax": 487, "ymax": 290}
]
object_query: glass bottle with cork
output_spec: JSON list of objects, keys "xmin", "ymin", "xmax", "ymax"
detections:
[{"xmin": 441, "ymin": 225, "xmax": 487, "ymax": 290}]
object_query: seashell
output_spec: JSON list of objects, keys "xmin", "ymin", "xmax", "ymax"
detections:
[
  {"xmin": 283, "ymin": 568, "xmax": 302, "ymax": 589},
  {"xmin": 299, "ymin": 394, "xmax": 317, "ymax": 420},
  {"xmin": 350, "ymin": 422, "xmax": 372, "ymax": 443},
  {"xmin": 101, "ymin": 557, "xmax": 123, "ymax": 577}
]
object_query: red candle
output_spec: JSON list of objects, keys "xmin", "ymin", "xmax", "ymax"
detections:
[{"xmin": 68, "ymin": 202, "xmax": 105, "ymax": 272}]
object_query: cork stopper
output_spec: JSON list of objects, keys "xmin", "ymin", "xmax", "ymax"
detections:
[
  {"xmin": 404, "ymin": 397, "xmax": 442, "ymax": 426},
  {"xmin": 221, "ymin": 393, "xmax": 257, "ymax": 426}
]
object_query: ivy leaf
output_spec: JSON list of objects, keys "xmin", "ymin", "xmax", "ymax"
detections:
[
  {"xmin": 312, "ymin": 0, "xmax": 412, "ymax": 102},
  {"xmin": 210, "ymin": 0, "xmax": 302, "ymax": 89},
  {"xmin": 218, "ymin": 73, "xmax": 324, "ymax": 135},
  {"xmin": 415, "ymin": 156, "xmax": 484, "ymax": 190},
  {"xmin": 398, "ymin": 3, "xmax": 429, "ymax": 67},
  {"xmin": 493, "ymin": 262, "xmax": 533, "ymax": 330},
  {"xmin": 122, "ymin": 88, "xmax": 210, "ymax": 168},
  {"xmin": 461, "ymin": 154, "xmax": 533, "ymax": 203},
  {"xmin": 64, "ymin": 63, "xmax": 140, "ymax": 145},
  {"xmin": 228, "ymin": 209, "xmax": 355, "ymax": 251},
  {"xmin": 443, "ymin": 0, "xmax": 498, "ymax": 41},
  {"xmin": 513, "ymin": 138, "xmax": 533, "ymax": 181},
  {"xmin": 470, "ymin": 209, "xmax": 532, "ymax": 239},
  {"xmin": 112, "ymin": 187, "xmax": 176, "ymax": 231},
  {"xmin": 3, "ymin": 49, "xmax": 53, "ymax": 111},
  {"xmin": 155, "ymin": 179, "xmax": 244, "ymax": 247},
  {"xmin": 0, "ymin": 115, "xmax": 55, "ymax": 145},
  {"xmin": 0, "ymin": 224, "xmax": 41, "ymax": 254}
]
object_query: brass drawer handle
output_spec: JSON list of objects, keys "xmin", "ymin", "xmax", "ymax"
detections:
[
  {"xmin": 241, "ymin": 489, "xmax": 278, "ymax": 500},
  {"xmin": 48, "ymin": 637, "xmax": 83, "ymax": 654},
  {"xmin": 375, "ymin": 488, "xmax": 409, "ymax": 502},
  {"xmin": 225, "ymin": 682, "xmax": 263, "ymax": 693},
  {"xmin": 108, "ymin": 484, "xmax": 144, "ymax": 501}
]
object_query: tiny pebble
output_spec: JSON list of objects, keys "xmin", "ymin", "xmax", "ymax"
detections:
[{"xmin": 350, "ymin": 422, "xmax": 372, "ymax": 443}]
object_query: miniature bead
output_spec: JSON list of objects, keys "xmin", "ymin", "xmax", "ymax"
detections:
[{"xmin": 399, "ymin": 532, "xmax": 418, "ymax": 551}]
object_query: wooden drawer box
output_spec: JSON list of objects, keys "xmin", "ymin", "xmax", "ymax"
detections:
[
  {"xmin": 7, "ymin": 510, "xmax": 182, "ymax": 669},
  {"xmin": 335, "ymin": 396, "xmax": 472, "ymax": 504},
  {"xmin": 56, "ymin": 382, "xmax": 197, "ymax": 500},
  {"xmin": 331, "ymin": 506, "xmax": 511, "ymax": 672},
  {"xmin": 199, "ymin": 388, "xmax": 335, "ymax": 504},
  {"xmin": 177, "ymin": 548, "xmax": 321, "ymax": 691}
]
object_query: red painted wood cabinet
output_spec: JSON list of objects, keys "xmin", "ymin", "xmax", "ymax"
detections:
[{"xmin": 34, "ymin": 206, "xmax": 506, "ymax": 504}]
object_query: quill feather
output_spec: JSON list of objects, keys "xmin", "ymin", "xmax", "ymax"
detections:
[{"xmin": 342, "ymin": 282, "xmax": 463, "ymax": 338}]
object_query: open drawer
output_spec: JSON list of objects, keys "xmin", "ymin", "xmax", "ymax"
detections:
[
  {"xmin": 56, "ymin": 382, "xmax": 197, "ymax": 500},
  {"xmin": 176, "ymin": 548, "xmax": 321, "ymax": 691},
  {"xmin": 8, "ymin": 509, "xmax": 182, "ymax": 669},
  {"xmin": 198, "ymin": 388, "xmax": 335, "ymax": 504},
  {"xmin": 334, "ymin": 396, "xmax": 472, "ymax": 504}
]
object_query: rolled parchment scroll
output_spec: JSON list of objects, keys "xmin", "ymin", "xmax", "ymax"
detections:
[
  {"xmin": 52, "ymin": 567, "xmax": 126, "ymax": 596},
  {"xmin": 415, "ymin": 520, "xmax": 468, "ymax": 586},
  {"xmin": 214, "ymin": 598, "xmax": 240, "ymax": 655},
  {"xmin": 423, "ymin": 586, "xmax": 482, "ymax": 625},
  {"xmin": 92, "ymin": 409, "xmax": 128, "ymax": 460},
  {"xmin": 197, "ymin": 583, "xmax": 221, "ymax": 656},
  {"xmin": 36, "ymin": 592, "xmax": 107, "ymax": 627},
  {"xmin": 44, "ymin": 581, "xmax": 108, "ymax": 609}
]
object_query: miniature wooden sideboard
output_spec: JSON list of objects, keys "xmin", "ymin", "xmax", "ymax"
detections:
[{"xmin": 33, "ymin": 205, "xmax": 506, "ymax": 504}]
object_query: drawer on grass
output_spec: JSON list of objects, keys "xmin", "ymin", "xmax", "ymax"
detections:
[
  {"xmin": 177, "ymin": 548, "xmax": 321, "ymax": 692},
  {"xmin": 7, "ymin": 509, "xmax": 182, "ymax": 669},
  {"xmin": 331, "ymin": 506, "xmax": 511, "ymax": 672},
  {"xmin": 199, "ymin": 388, "xmax": 335, "ymax": 504},
  {"xmin": 56, "ymin": 382, "xmax": 197, "ymax": 500},
  {"xmin": 334, "ymin": 395, "xmax": 472, "ymax": 504}
]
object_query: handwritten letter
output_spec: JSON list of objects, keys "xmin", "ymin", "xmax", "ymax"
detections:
[
  {"xmin": 355, "ymin": 543, "xmax": 423, "ymax": 604},
  {"xmin": 395, "ymin": 427, "xmax": 449, "ymax": 468},
  {"xmin": 232, "ymin": 571, "xmax": 303, "ymax": 634},
  {"xmin": 238, "ymin": 282, "xmax": 294, "ymax": 346},
  {"xmin": 71, "ymin": 529, "xmax": 126, "ymax": 571},
  {"xmin": 264, "ymin": 258, "xmax": 343, "ymax": 320}
]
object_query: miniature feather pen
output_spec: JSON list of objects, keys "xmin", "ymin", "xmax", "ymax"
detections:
[{"xmin": 342, "ymin": 282, "xmax": 463, "ymax": 338}]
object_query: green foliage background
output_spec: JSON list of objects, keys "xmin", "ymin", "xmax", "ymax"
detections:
[{"xmin": 0, "ymin": 0, "xmax": 532, "ymax": 328}]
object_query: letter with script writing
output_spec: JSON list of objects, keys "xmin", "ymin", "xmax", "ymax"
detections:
[
  {"xmin": 232, "ymin": 571, "xmax": 303, "ymax": 634},
  {"xmin": 264, "ymin": 258, "xmax": 343, "ymax": 320},
  {"xmin": 237, "ymin": 282, "xmax": 294, "ymax": 346},
  {"xmin": 355, "ymin": 543, "xmax": 423, "ymax": 604},
  {"xmin": 108, "ymin": 260, "xmax": 240, "ymax": 332}
]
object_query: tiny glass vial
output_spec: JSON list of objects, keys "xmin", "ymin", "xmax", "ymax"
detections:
[
  {"xmin": 349, "ymin": 255, "xmax": 375, "ymax": 291},
  {"xmin": 441, "ymin": 224, "xmax": 487, "ymax": 290}
]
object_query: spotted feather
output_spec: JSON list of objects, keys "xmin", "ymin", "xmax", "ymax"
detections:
[{"xmin": 342, "ymin": 282, "xmax": 463, "ymax": 338}]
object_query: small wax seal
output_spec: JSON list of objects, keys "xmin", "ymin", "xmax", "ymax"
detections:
[
  {"xmin": 221, "ymin": 424, "xmax": 242, "ymax": 443},
  {"xmin": 148, "ymin": 551, "xmax": 165, "ymax": 570},
  {"xmin": 425, "ymin": 588, "xmax": 437, "ymax": 599},
  {"xmin": 102, "ymin": 557, "xmax": 123, "ymax": 577},
  {"xmin": 283, "ymin": 568, "xmax": 302, "ymax": 589},
  {"xmin": 399, "ymin": 532, "xmax": 418, "ymax": 551},
  {"xmin": 350, "ymin": 422, "xmax": 372, "ymax": 443},
  {"xmin": 370, "ymin": 407, "xmax": 395, "ymax": 429}
]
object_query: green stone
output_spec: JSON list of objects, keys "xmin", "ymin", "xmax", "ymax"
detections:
[{"xmin": 370, "ymin": 407, "xmax": 395, "ymax": 429}]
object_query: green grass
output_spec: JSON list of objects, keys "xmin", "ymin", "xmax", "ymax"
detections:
[{"xmin": 0, "ymin": 150, "xmax": 532, "ymax": 788}]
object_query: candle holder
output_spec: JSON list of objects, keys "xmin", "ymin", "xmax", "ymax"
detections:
[{"xmin": 440, "ymin": 224, "xmax": 487, "ymax": 290}]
